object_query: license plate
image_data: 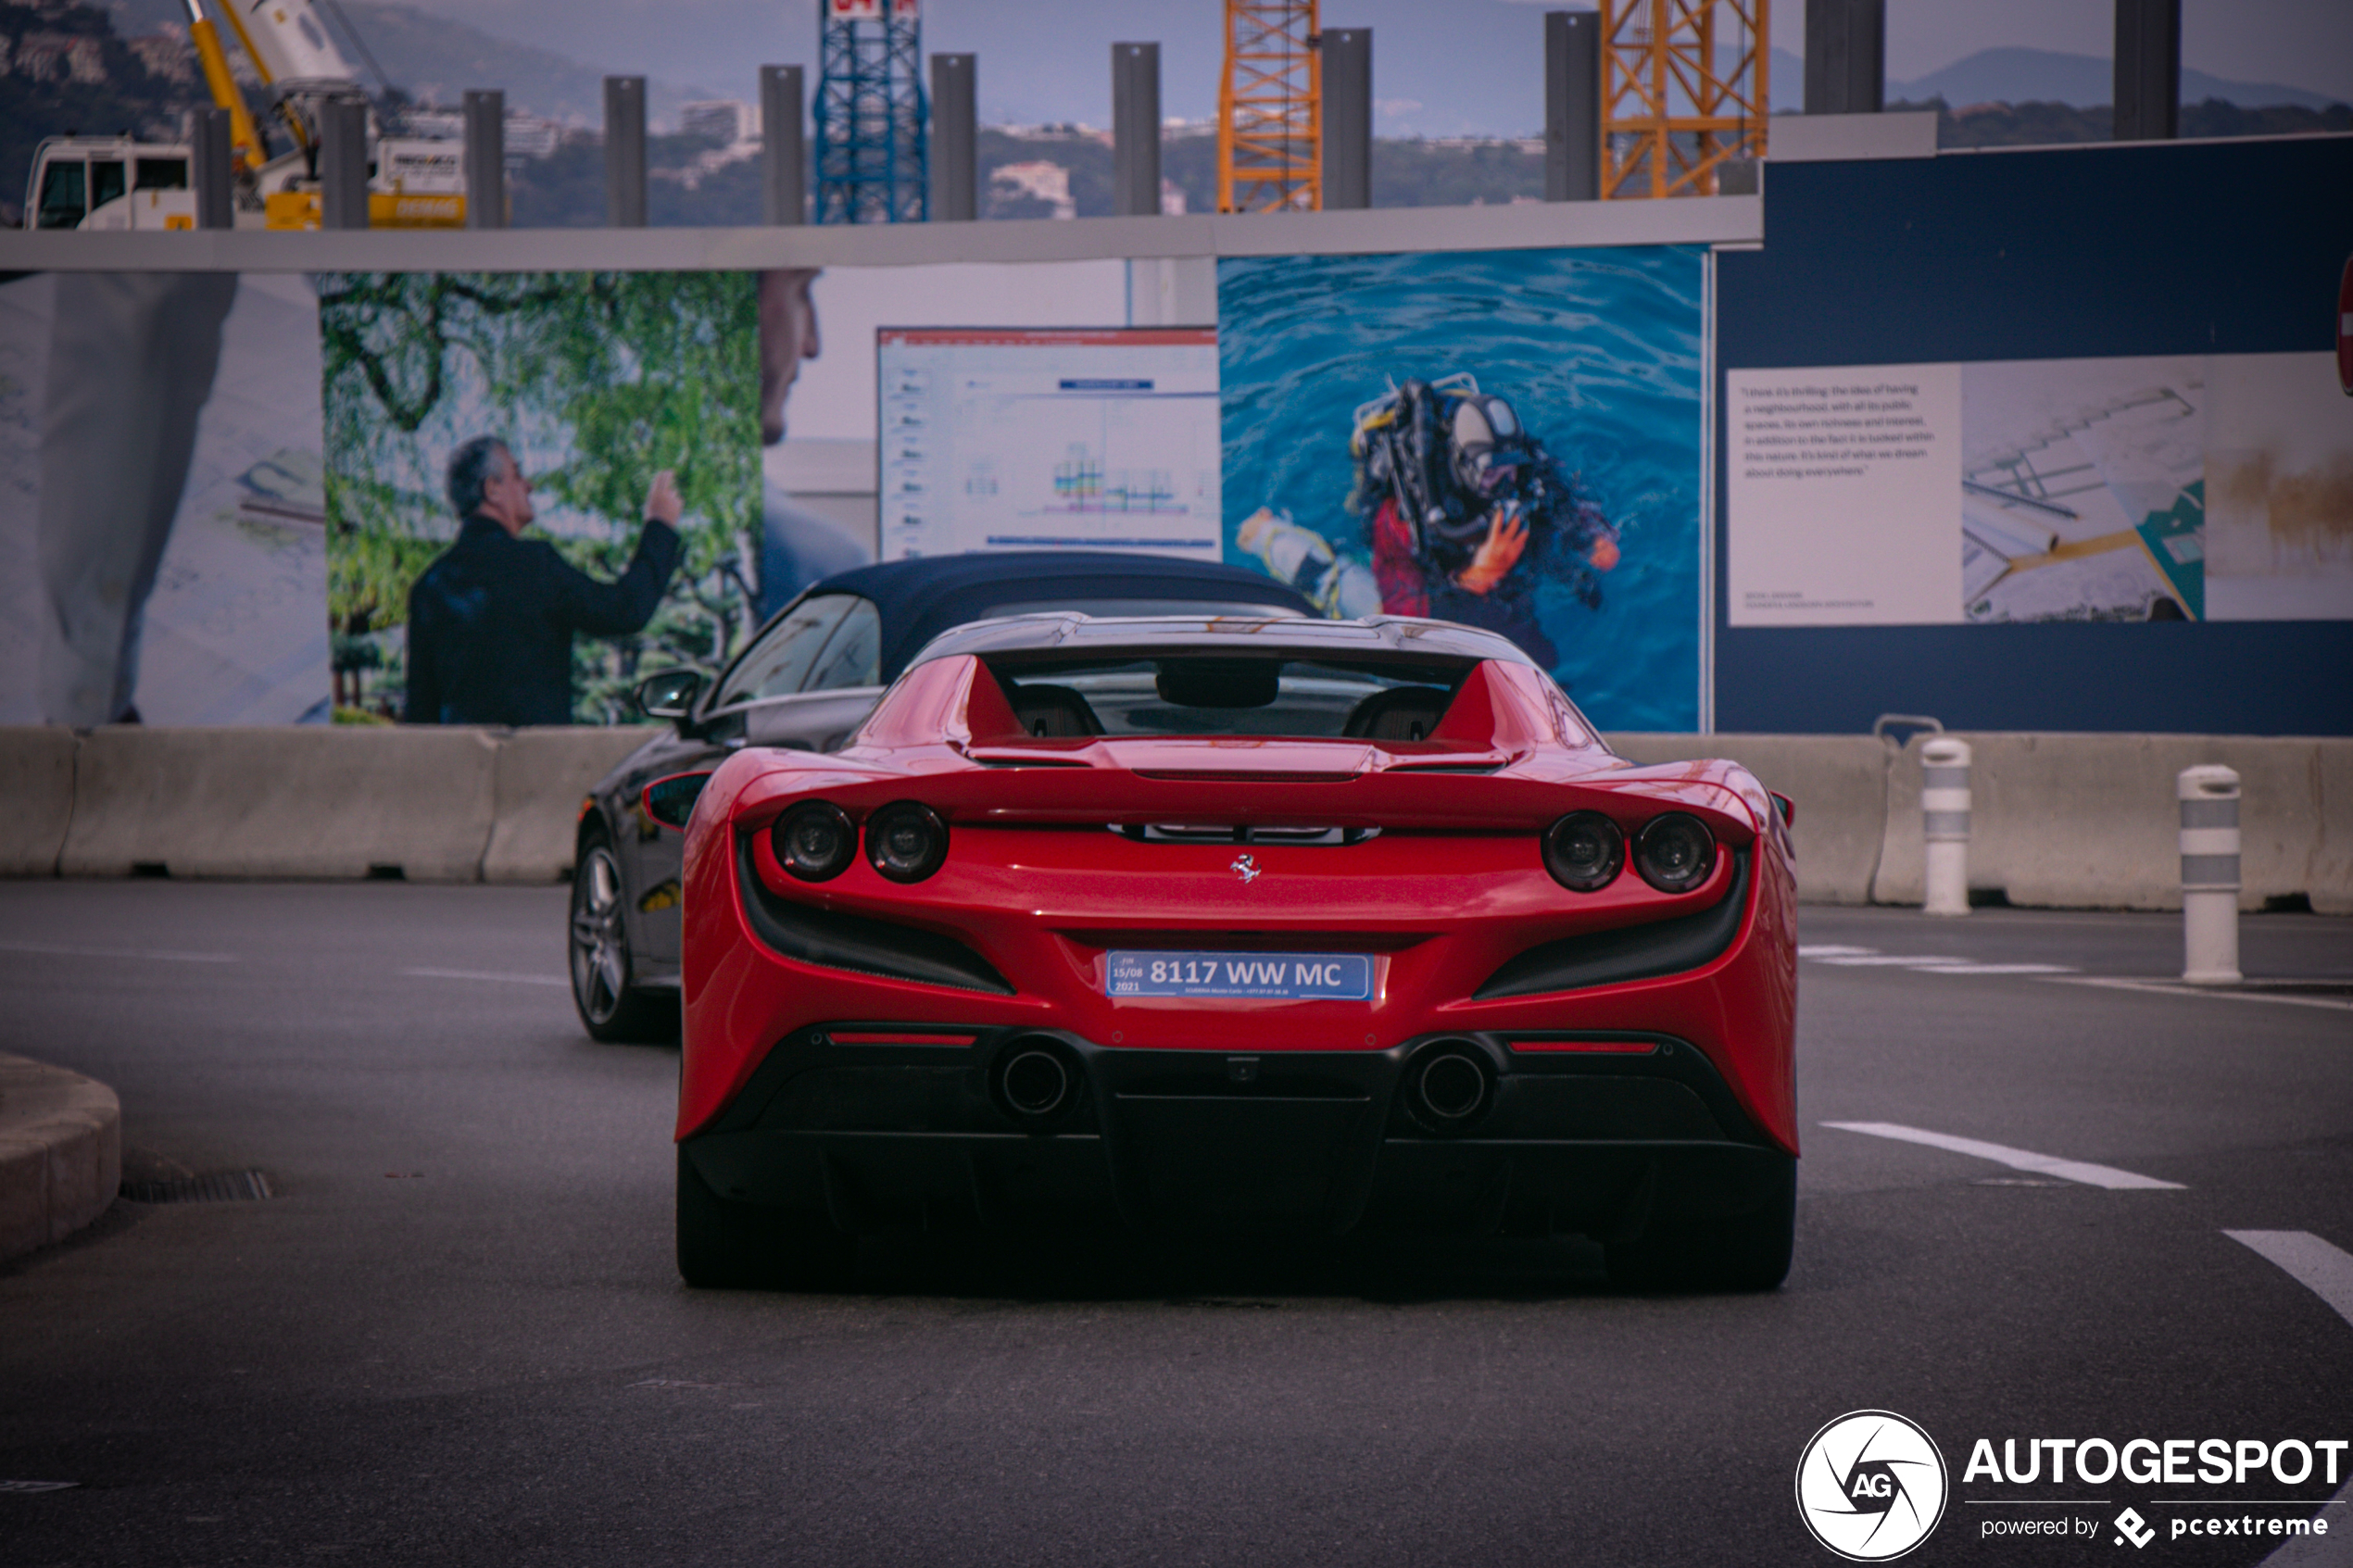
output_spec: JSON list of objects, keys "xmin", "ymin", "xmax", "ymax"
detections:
[{"xmin": 1105, "ymin": 950, "xmax": 1370, "ymax": 1000}]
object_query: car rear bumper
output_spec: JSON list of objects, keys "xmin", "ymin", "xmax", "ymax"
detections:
[{"xmin": 682, "ymin": 1024, "xmax": 1791, "ymax": 1239}]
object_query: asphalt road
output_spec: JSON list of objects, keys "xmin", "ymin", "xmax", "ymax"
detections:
[{"xmin": 1, "ymin": 882, "xmax": 2347, "ymax": 1567}]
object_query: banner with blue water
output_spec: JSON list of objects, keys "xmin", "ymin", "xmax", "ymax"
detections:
[{"xmin": 1218, "ymin": 245, "xmax": 1705, "ymax": 733}]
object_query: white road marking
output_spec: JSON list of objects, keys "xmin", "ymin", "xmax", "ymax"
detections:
[
  {"xmin": 1797, "ymin": 945, "xmax": 1877, "ymax": 958},
  {"xmin": 401, "ymin": 968, "xmax": 571, "ymax": 987},
  {"xmin": 2226, "ymin": 1233, "xmax": 2353, "ymax": 1568},
  {"xmin": 1812, "ymin": 954, "xmax": 1969, "ymax": 966},
  {"xmin": 2046, "ymin": 976, "xmax": 2353, "ymax": 1013},
  {"xmin": 1820, "ymin": 1122, "xmax": 2186, "ymax": 1190},
  {"xmin": 1908, "ymin": 963, "xmax": 2078, "ymax": 975},
  {"xmin": 0, "ymin": 940, "xmax": 237, "ymax": 963},
  {"xmin": 2225, "ymin": 1231, "xmax": 2353, "ymax": 1332}
]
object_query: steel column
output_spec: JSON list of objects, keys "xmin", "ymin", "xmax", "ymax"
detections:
[
  {"xmin": 1545, "ymin": 11, "xmax": 1599, "ymax": 201},
  {"xmin": 605, "ymin": 75, "xmax": 648, "ymax": 227},
  {"xmin": 1114, "ymin": 43, "xmax": 1163, "ymax": 217},
  {"xmin": 1321, "ymin": 29, "xmax": 1370, "ymax": 209},
  {"xmin": 931, "ymin": 54, "xmax": 975, "ymax": 220},
  {"xmin": 761, "ymin": 66, "xmax": 806, "ymax": 224},
  {"xmin": 463, "ymin": 90, "xmax": 505, "ymax": 229}
]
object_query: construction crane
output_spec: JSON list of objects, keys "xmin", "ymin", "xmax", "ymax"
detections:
[
  {"xmin": 21, "ymin": 0, "xmax": 465, "ymax": 230},
  {"xmin": 813, "ymin": 0, "xmax": 927, "ymax": 224},
  {"xmin": 1217, "ymin": 0, "xmax": 1320, "ymax": 213},
  {"xmin": 1599, "ymin": 0, "xmax": 1768, "ymax": 198}
]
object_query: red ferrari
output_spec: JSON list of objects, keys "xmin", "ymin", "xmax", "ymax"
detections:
[{"xmin": 666, "ymin": 614, "xmax": 1798, "ymax": 1290}]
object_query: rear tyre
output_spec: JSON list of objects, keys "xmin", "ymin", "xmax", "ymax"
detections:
[
  {"xmin": 1604, "ymin": 1158, "xmax": 1795, "ymax": 1292},
  {"xmin": 675, "ymin": 1147, "xmax": 855, "ymax": 1290},
  {"xmin": 568, "ymin": 834, "xmax": 678, "ymax": 1044}
]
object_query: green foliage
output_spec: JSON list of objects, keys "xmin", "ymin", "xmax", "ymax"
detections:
[{"xmin": 318, "ymin": 270, "xmax": 760, "ymax": 722}]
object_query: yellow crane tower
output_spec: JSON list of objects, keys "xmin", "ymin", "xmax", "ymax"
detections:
[
  {"xmin": 1217, "ymin": 0, "xmax": 1321, "ymax": 213},
  {"xmin": 1600, "ymin": 0, "xmax": 1768, "ymax": 198}
]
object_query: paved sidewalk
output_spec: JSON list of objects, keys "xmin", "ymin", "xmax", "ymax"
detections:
[{"xmin": 0, "ymin": 1051, "xmax": 120, "ymax": 1263}]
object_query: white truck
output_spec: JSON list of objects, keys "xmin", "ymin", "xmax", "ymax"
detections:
[{"xmin": 21, "ymin": 0, "xmax": 467, "ymax": 230}]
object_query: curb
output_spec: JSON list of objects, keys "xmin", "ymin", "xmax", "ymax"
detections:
[{"xmin": 0, "ymin": 1052, "xmax": 122, "ymax": 1264}]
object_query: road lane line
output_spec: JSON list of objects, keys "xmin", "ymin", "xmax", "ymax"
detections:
[
  {"xmin": 1820, "ymin": 1122, "xmax": 2186, "ymax": 1189},
  {"xmin": 1798, "ymin": 945, "xmax": 1878, "ymax": 958},
  {"xmin": 2225, "ymin": 1233, "xmax": 2353, "ymax": 1568},
  {"xmin": 0, "ymin": 940, "xmax": 237, "ymax": 963},
  {"xmin": 2225, "ymin": 1231, "xmax": 2353, "ymax": 1331},
  {"xmin": 401, "ymin": 968, "xmax": 571, "ymax": 987},
  {"xmin": 1812, "ymin": 954, "xmax": 1969, "ymax": 967},
  {"xmin": 2045, "ymin": 976, "xmax": 2353, "ymax": 1013},
  {"xmin": 1908, "ymin": 963, "xmax": 2078, "ymax": 975}
]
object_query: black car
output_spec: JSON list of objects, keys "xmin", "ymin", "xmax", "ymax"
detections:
[{"xmin": 568, "ymin": 551, "xmax": 1315, "ymax": 1041}]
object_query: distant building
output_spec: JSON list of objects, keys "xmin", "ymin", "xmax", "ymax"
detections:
[
  {"xmin": 991, "ymin": 159, "xmax": 1075, "ymax": 219},
  {"xmin": 11, "ymin": 32, "xmax": 107, "ymax": 85},
  {"xmin": 680, "ymin": 99, "xmax": 759, "ymax": 147},
  {"xmin": 126, "ymin": 30, "xmax": 194, "ymax": 85},
  {"xmin": 393, "ymin": 107, "xmax": 562, "ymax": 162}
]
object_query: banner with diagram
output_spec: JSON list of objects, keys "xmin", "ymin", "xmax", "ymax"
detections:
[{"xmin": 1727, "ymin": 352, "xmax": 2353, "ymax": 627}]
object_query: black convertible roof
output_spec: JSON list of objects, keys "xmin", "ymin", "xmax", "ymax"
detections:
[
  {"xmin": 910, "ymin": 612, "xmax": 1540, "ymax": 669},
  {"xmin": 803, "ymin": 551, "xmax": 1316, "ymax": 681}
]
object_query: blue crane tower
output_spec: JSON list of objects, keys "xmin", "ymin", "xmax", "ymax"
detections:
[{"xmin": 813, "ymin": 0, "xmax": 928, "ymax": 223}]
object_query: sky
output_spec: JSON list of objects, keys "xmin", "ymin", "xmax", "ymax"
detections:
[{"xmin": 350, "ymin": 0, "xmax": 2352, "ymax": 134}]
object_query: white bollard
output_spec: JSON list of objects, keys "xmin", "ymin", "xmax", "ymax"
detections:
[
  {"xmin": 2179, "ymin": 765, "xmax": 2242, "ymax": 985},
  {"xmin": 1920, "ymin": 736, "xmax": 1971, "ymax": 917}
]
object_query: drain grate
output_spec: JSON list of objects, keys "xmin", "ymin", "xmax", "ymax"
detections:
[{"xmin": 121, "ymin": 1170, "xmax": 275, "ymax": 1204}]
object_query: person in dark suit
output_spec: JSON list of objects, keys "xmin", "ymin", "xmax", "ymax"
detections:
[{"xmin": 402, "ymin": 436, "xmax": 682, "ymax": 726}]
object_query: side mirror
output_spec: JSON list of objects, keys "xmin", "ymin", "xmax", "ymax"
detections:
[
  {"xmin": 635, "ymin": 669, "xmax": 704, "ymax": 725},
  {"xmin": 643, "ymin": 771, "xmax": 714, "ymax": 830}
]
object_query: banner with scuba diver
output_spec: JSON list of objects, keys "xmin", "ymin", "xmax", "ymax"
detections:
[{"xmin": 1218, "ymin": 245, "xmax": 1706, "ymax": 733}]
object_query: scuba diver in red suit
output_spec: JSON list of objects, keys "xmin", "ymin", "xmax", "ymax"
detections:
[{"xmin": 1353, "ymin": 377, "xmax": 1619, "ymax": 670}]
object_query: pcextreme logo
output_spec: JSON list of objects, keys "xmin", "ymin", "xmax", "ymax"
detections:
[{"xmin": 1797, "ymin": 1410, "xmax": 1951, "ymax": 1562}]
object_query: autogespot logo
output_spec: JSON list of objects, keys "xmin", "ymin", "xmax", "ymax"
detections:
[{"xmin": 1797, "ymin": 1411, "xmax": 1951, "ymax": 1562}]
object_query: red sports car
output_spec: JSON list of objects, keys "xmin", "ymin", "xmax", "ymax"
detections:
[{"xmin": 666, "ymin": 614, "xmax": 1798, "ymax": 1290}]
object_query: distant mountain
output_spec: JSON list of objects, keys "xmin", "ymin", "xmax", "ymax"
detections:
[
  {"xmin": 102, "ymin": 0, "xmax": 711, "ymax": 124},
  {"xmin": 1888, "ymin": 46, "xmax": 2342, "ymax": 111}
]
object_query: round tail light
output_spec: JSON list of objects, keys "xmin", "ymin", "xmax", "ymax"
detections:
[
  {"xmin": 773, "ymin": 801, "xmax": 856, "ymax": 882},
  {"xmin": 865, "ymin": 801, "xmax": 948, "ymax": 883},
  {"xmin": 1634, "ymin": 812, "xmax": 1716, "ymax": 893},
  {"xmin": 1542, "ymin": 810, "xmax": 1624, "ymax": 892}
]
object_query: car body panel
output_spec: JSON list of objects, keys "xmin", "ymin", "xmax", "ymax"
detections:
[{"xmin": 673, "ymin": 617, "xmax": 1801, "ymax": 1243}]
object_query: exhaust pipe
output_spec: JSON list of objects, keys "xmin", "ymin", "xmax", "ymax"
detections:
[
  {"xmin": 994, "ymin": 1035, "xmax": 1077, "ymax": 1123},
  {"xmin": 1406, "ymin": 1042, "xmax": 1493, "ymax": 1132}
]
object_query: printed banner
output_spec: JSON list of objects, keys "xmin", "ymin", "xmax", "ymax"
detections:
[
  {"xmin": 1730, "ymin": 352, "xmax": 2353, "ymax": 626},
  {"xmin": 0, "ymin": 271, "xmax": 330, "ymax": 725},
  {"xmin": 1217, "ymin": 246, "xmax": 1706, "ymax": 733},
  {"xmin": 319, "ymin": 271, "xmax": 761, "ymax": 724}
]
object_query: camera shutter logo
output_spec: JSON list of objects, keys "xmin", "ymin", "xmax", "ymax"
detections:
[{"xmin": 1795, "ymin": 1410, "xmax": 1949, "ymax": 1561}]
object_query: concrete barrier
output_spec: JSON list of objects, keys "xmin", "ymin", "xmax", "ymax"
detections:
[
  {"xmin": 11, "ymin": 726, "xmax": 2344, "ymax": 909},
  {"xmin": 0, "ymin": 1052, "xmax": 121, "ymax": 1263},
  {"xmin": 0, "ymin": 727, "xmax": 78, "ymax": 877},
  {"xmin": 1873, "ymin": 734, "xmax": 2341, "ymax": 912},
  {"xmin": 59, "ymin": 725, "xmax": 500, "ymax": 882},
  {"xmin": 2308, "ymin": 740, "xmax": 2353, "ymax": 917},
  {"xmin": 481, "ymin": 725, "xmax": 661, "ymax": 884},
  {"xmin": 1605, "ymin": 734, "xmax": 1890, "ymax": 904}
]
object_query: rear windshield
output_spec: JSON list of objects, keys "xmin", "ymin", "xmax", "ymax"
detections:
[{"xmin": 982, "ymin": 653, "xmax": 1478, "ymax": 741}]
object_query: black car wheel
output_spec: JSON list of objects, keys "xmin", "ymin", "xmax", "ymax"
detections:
[
  {"xmin": 1604, "ymin": 1157, "xmax": 1795, "ymax": 1292},
  {"xmin": 568, "ymin": 833, "xmax": 678, "ymax": 1044},
  {"xmin": 675, "ymin": 1147, "xmax": 855, "ymax": 1290}
]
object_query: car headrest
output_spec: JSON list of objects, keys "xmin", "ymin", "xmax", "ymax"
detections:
[
  {"xmin": 1005, "ymin": 682, "xmax": 1102, "ymax": 738},
  {"xmin": 1342, "ymin": 684, "xmax": 1454, "ymax": 742}
]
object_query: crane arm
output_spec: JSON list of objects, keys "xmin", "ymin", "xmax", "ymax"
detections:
[{"xmin": 182, "ymin": 0, "xmax": 266, "ymax": 171}]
